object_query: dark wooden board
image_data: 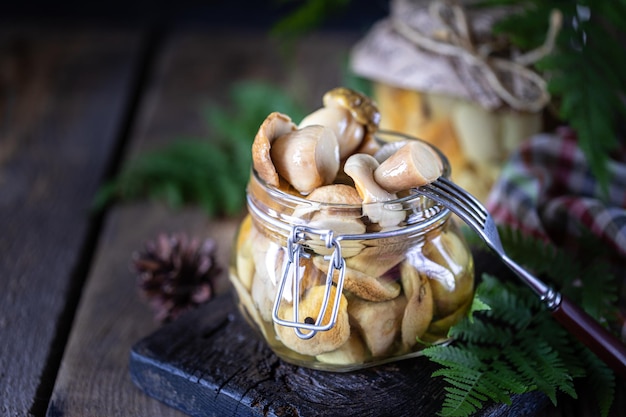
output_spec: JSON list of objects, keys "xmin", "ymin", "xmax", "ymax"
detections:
[
  {"xmin": 130, "ymin": 292, "xmax": 548, "ymax": 417},
  {"xmin": 0, "ymin": 27, "xmax": 144, "ymax": 416}
]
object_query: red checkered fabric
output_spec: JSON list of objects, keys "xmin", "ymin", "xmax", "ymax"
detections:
[
  {"xmin": 486, "ymin": 126, "xmax": 626, "ymax": 337},
  {"xmin": 486, "ymin": 126, "xmax": 626, "ymax": 261}
]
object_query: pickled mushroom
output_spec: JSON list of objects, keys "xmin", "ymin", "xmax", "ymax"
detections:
[
  {"xmin": 235, "ymin": 215, "xmax": 255, "ymax": 290},
  {"xmin": 298, "ymin": 87, "xmax": 381, "ymax": 160},
  {"xmin": 348, "ymin": 295, "xmax": 407, "ymax": 357},
  {"xmin": 275, "ymin": 285, "xmax": 350, "ymax": 356},
  {"xmin": 298, "ymin": 107, "xmax": 364, "ymax": 159},
  {"xmin": 251, "ymin": 239, "xmax": 284, "ymax": 322},
  {"xmin": 343, "ymin": 153, "xmax": 406, "ymax": 228},
  {"xmin": 345, "ymin": 244, "xmax": 407, "ymax": 279},
  {"xmin": 423, "ymin": 231, "xmax": 474, "ymax": 318},
  {"xmin": 251, "ymin": 112, "xmax": 297, "ymax": 187},
  {"xmin": 400, "ymin": 262, "xmax": 434, "ymax": 349},
  {"xmin": 312, "ymin": 255, "xmax": 401, "ymax": 302},
  {"xmin": 374, "ymin": 141, "xmax": 443, "ymax": 193},
  {"xmin": 293, "ymin": 184, "xmax": 366, "ymax": 258},
  {"xmin": 323, "ymin": 87, "xmax": 381, "ymax": 134},
  {"xmin": 316, "ymin": 333, "xmax": 368, "ymax": 365},
  {"xmin": 270, "ymin": 125, "xmax": 340, "ymax": 195}
]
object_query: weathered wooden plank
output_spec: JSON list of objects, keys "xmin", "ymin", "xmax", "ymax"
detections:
[
  {"xmin": 47, "ymin": 204, "xmax": 235, "ymax": 417},
  {"xmin": 0, "ymin": 27, "xmax": 144, "ymax": 416},
  {"xmin": 45, "ymin": 30, "xmax": 360, "ymax": 417},
  {"xmin": 129, "ymin": 246, "xmax": 626, "ymax": 417},
  {"xmin": 130, "ymin": 291, "xmax": 549, "ymax": 417}
]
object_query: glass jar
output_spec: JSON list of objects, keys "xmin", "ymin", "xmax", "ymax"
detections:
[{"xmin": 229, "ymin": 132, "xmax": 474, "ymax": 371}]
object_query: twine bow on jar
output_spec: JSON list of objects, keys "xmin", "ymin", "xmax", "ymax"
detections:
[{"xmin": 391, "ymin": 0, "xmax": 561, "ymax": 113}]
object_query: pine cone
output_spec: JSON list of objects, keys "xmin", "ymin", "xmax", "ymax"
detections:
[{"xmin": 132, "ymin": 233, "xmax": 220, "ymax": 322}]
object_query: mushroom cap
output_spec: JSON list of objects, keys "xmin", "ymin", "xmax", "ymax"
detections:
[
  {"xmin": 345, "ymin": 245, "xmax": 405, "ymax": 279},
  {"xmin": 291, "ymin": 185, "xmax": 363, "ymax": 228},
  {"xmin": 270, "ymin": 125, "xmax": 340, "ymax": 195},
  {"xmin": 252, "ymin": 112, "xmax": 297, "ymax": 187},
  {"xmin": 348, "ymin": 295, "xmax": 407, "ymax": 357},
  {"xmin": 298, "ymin": 106, "xmax": 365, "ymax": 159},
  {"xmin": 275, "ymin": 285, "xmax": 350, "ymax": 356},
  {"xmin": 323, "ymin": 87, "xmax": 381, "ymax": 133},
  {"xmin": 305, "ymin": 216, "xmax": 366, "ymax": 259}
]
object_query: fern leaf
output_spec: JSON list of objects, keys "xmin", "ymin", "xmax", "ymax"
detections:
[
  {"xmin": 448, "ymin": 319, "xmax": 513, "ymax": 346},
  {"xmin": 508, "ymin": 338, "xmax": 574, "ymax": 404},
  {"xmin": 270, "ymin": 0, "xmax": 351, "ymax": 38},
  {"xmin": 94, "ymin": 81, "xmax": 305, "ymax": 217},
  {"xmin": 477, "ymin": 0, "xmax": 626, "ymax": 193},
  {"xmin": 424, "ymin": 273, "xmax": 591, "ymax": 416},
  {"xmin": 532, "ymin": 312, "xmax": 587, "ymax": 381},
  {"xmin": 426, "ymin": 345, "xmax": 485, "ymax": 371},
  {"xmin": 499, "ymin": 225, "xmax": 620, "ymax": 324},
  {"xmin": 474, "ymin": 274, "xmax": 537, "ymax": 328},
  {"xmin": 577, "ymin": 348, "xmax": 617, "ymax": 417}
]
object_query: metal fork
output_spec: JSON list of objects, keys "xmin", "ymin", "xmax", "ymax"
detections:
[{"xmin": 416, "ymin": 177, "xmax": 626, "ymax": 379}]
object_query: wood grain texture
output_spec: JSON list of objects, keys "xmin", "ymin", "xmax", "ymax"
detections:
[
  {"xmin": 47, "ymin": 204, "xmax": 236, "ymax": 417},
  {"xmin": 45, "ymin": 30, "xmax": 361, "ymax": 416},
  {"xmin": 0, "ymin": 27, "xmax": 144, "ymax": 416},
  {"xmin": 130, "ymin": 292, "xmax": 549, "ymax": 417}
]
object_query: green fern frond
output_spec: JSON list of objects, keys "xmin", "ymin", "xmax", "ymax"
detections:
[
  {"xmin": 532, "ymin": 313, "xmax": 587, "ymax": 381},
  {"xmin": 476, "ymin": 0, "xmax": 626, "ymax": 195},
  {"xmin": 424, "ymin": 275, "xmax": 613, "ymax": 416},
  {"xmin": 270, "ymin": 0, "xmax": 352, "ymax": 38},
  {"xmin": 466, "ymin": 295, "xmax": 490, "ymax": 323},
  {"xmin": 498, "ymin": 226, "xmax": 619, "ymax": 323},
  {"xmin": 427, "ymin": 346, "xmax": 504, "ymax": 416},
  {"xmin": 508, "ymin": 337, "xmax": 573, "ymax": 404},
  {"xmin": 448, "ymin": 319, "xmax": 512, "ymax": 345},
  {"xmin": 473, "ymin": 272, "xmax": 538, "ymax": 327},
  {"xmin": 578, "ymin": 347, "xmax": 617, "ymax": 417},
  {"xmin": 94, "ymin": 81, "xmax": 304, "ymax": 216}
]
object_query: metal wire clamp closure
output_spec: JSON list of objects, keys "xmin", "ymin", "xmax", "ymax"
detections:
[
  {"xmin": 271, "ymin": 225, "xmax": 346, "ymax": 340},
  {"xmin": 247, "ymin": 191, "xmax": 450, "ymax": 340}
]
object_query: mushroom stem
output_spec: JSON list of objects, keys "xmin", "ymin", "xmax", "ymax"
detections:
[
  {"xmin": 374, "ymin": 141, "xmax": 443, "ymax": 193},
  {"xmin": 343, "ymin": 153, "xmax": 406, "ymax": 228}
]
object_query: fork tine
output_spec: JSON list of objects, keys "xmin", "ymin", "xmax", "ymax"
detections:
[
  {"xmin": 418, "ymin": 182, "xmax": 485, "ymax": 232},
  {"xmin": 422, "ymin": 178, "xmax": 505, "ymax": 253},
  {"xmin": 434, "ymin": 178, "xmax": 488, "ymax": 222}
]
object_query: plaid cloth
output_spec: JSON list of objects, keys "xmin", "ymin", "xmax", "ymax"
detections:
[
  {"xmin": 486, "ymin": 126, "xmax": 626, "ymax": 338},
  {"xmin": 486, "ymin": 126, "xmax": 626, "ymax": 262}
]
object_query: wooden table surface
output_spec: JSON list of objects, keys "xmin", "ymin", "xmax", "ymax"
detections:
[{"xmin": 0, "ymin": 24, "xmax": 624, "ymax": 417}]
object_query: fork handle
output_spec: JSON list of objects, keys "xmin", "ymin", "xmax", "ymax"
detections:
[
  {"xmin": 501, "ymin": 255, "xmax": 626, "ymax": 379},
  {"xmin": 551, "ymin": 295, "xmax": 626, "ymax": 380}
]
